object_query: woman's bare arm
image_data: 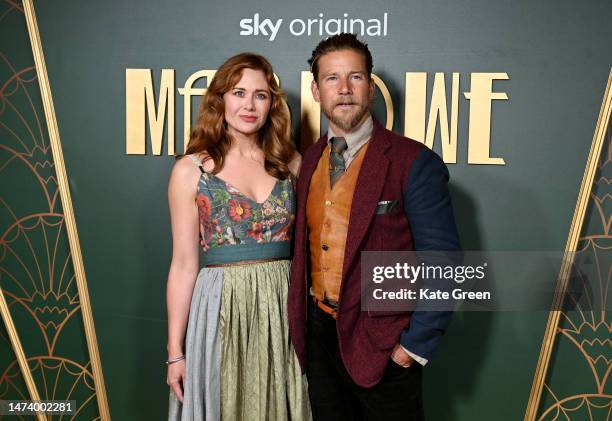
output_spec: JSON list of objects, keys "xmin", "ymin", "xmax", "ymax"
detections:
[{"xmin": 166, "ymin": 157, "xmax": 201, "ymax": 401}]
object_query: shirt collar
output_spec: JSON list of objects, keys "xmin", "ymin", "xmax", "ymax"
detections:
[{"xmin": 326, "ymin": 114, "xmax": 373, "ymax": 154}]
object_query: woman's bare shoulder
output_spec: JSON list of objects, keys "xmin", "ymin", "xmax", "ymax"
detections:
[
  {"xmin": 168, "ymin": 155, "xmax": 204, "ymax": 194},
  {"xmin": 192, "ymin": 152, "xmax": 216, "ymax": 173},
  {"xmin": 172, "ymin": 155, "xmax": 200, "ymax": 176}
]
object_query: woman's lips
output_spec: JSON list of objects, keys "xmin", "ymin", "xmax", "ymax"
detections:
[{"xmin": 240, "ymin": 115, "xmax": 258, "ymax": 122}]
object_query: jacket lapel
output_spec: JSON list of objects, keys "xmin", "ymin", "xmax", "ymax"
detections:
[
  {"xmin": 342, "ymin": 121, "xmax": 390, "ymax": 281},
  {"xmin": 297, "ymin": 134, "xmax": 328, "ymax": 211}
]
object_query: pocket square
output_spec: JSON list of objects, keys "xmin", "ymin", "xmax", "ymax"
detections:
[{"xmin": 375, "ymin": 200, "xmax": 399, "ymax": 214}]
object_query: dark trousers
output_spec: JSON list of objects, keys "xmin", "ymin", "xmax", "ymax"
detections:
[{"xmin": 306, "ymin": 302, "xmax": 424, "ymax": 421}]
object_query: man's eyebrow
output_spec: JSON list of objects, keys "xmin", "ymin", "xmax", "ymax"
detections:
[{"xmin": 321, "ymin": 70, "xmax": 366, "ymax": 77}]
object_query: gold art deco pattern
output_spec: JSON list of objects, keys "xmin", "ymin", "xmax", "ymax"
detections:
[
  {"xmin": 0, "ymin": 2, "xmax": 100, "ymax": 419},
  {"xmin": 535, "ymin": 96, "xmax": 612, "ymax": 418}
]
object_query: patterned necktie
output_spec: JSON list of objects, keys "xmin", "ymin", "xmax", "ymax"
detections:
[{"xmin": 329, "ymin": 136, "xmax": 348, "ymax": 188}]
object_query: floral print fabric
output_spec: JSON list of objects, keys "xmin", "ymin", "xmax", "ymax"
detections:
[{"xmin": 195, "ymin": 172, "xmax": 295, "ymax": 252}]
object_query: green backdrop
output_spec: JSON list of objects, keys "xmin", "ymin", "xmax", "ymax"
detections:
[{"xmin": 1, "ymin": 0, "xmax": 611, "ymax": 419}]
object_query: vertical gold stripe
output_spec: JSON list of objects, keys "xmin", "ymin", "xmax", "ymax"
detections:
[
  {"xmin": 21, "ymin": 1, "xmax": 111, "ymax": 420},
  {"xmin": 0, "ymin": 288, "xmax": 47, "ymax": 421},
  {"xmin": 524, "ymin": 68, "xmax": 612, "ymax": 420}
]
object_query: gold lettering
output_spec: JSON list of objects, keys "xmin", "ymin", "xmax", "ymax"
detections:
[
  {"xmin": 427, "ymin": 73, "xmax": 458, "ymax": 163},
  {"xmin": 125, "ymin": 69, "xmax": 175, "ymax": 155},
  {"xmin": 372, "ymin": 74, "xmax": 394, "ymax": 130},
  {"xmin": 404, "ymin": 72, "xmax": 459, "ymax": 164},
  {"xmin": 464, "ymin": 73, "xmax": 508, "ymax": 165},
  {"xmin": 178, "ymin": 70, "xmax": 216, "ymax": 153},
  {"xmin": 124, "ymin": 68, "xmax": 508, "ymax": 164},
  {"xmin": 300, "ymin": 71, "xmax": 320, "ymax": 151},
  {"xmin": 404, "ymin": 72, "xmax": 427, "ymax": 141}
]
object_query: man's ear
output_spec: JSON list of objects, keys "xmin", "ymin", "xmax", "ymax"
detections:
[
  {"xmin": 311, "ymin": 79, "xmax": 321, "ymax": 103},
  {"xmin": 368, "ymin": 77, "xmax": 375, "ymax": 99}
]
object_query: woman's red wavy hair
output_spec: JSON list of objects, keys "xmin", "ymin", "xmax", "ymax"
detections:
[{"xmin": 185, "ymin": 53, "xmax": 295, "ymax": 179}]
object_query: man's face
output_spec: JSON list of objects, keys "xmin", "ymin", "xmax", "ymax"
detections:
[{"xmin": 311, "ymin": 49, "xmax": 375, "ymax": 135}]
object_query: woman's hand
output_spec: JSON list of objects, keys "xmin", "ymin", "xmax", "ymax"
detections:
[{"xmin": 167, "ymin": 359, "xmax": 186, "ymax": 402}]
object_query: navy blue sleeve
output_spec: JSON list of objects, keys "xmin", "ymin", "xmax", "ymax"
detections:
[{"xmin": 400, "ymin": 148, "xmax": 460, "ymax": 361}]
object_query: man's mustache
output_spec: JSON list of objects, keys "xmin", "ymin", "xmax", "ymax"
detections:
[{"xmin": 333, "ymin": 99, "xmax": 358, "ymax": 106}]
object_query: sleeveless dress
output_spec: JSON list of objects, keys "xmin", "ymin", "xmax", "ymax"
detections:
[{"xmin": 168, "ymin": 155, "xmax": 311, "ymax": 421}]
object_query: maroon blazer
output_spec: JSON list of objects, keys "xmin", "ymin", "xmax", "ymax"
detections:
[{"xmin": 288, "ymin": 119, "xmax": 432, "ymax": 387}]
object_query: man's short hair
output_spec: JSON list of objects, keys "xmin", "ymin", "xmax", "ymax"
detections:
[{"xmin": 308, "ymin": 33, "xmax": 373, "ymax": 82}]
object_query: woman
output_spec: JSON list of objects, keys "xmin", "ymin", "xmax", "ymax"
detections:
[{"xmin": 166, "ymin": 53, "xmax": 310, "ymax": 421}]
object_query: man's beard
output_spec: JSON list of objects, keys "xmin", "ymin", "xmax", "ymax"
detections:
[{"xmin": 322, "ymin": 99, "xmax": 369, "ymax": 132}]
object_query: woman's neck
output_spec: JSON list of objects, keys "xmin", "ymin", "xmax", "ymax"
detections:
[{"xmin": 228, "ymin": 134, "xmax": 261, "ymax": 159}]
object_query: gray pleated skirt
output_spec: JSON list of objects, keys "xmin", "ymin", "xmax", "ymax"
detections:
[{"xmin": 168, "ymin": 260, "xmax": 311, "ymax": 421}]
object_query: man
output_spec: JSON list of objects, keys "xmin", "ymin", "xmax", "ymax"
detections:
[{"xmin": 288, "ymin": 33, "xmax": 460, "ymax": 420}]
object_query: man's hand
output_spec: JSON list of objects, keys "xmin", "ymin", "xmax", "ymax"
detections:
[{"xmin": 390, "ymin": 343, "xmax": 415, "ymax": 368}]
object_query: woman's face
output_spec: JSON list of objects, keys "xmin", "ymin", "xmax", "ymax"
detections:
[{"xmin": 223, "ymin": 68, "xmax": 272, "ymax": 141}]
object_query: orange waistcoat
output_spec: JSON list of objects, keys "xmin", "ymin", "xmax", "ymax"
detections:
[{"xmin": 307, "ymin": 144, "xmax": 368, "ymax": 302}]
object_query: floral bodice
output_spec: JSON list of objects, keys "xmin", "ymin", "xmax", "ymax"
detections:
[{"xmin": 190, "ymin": 156, "xmax": 296, "ymax": 257}]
